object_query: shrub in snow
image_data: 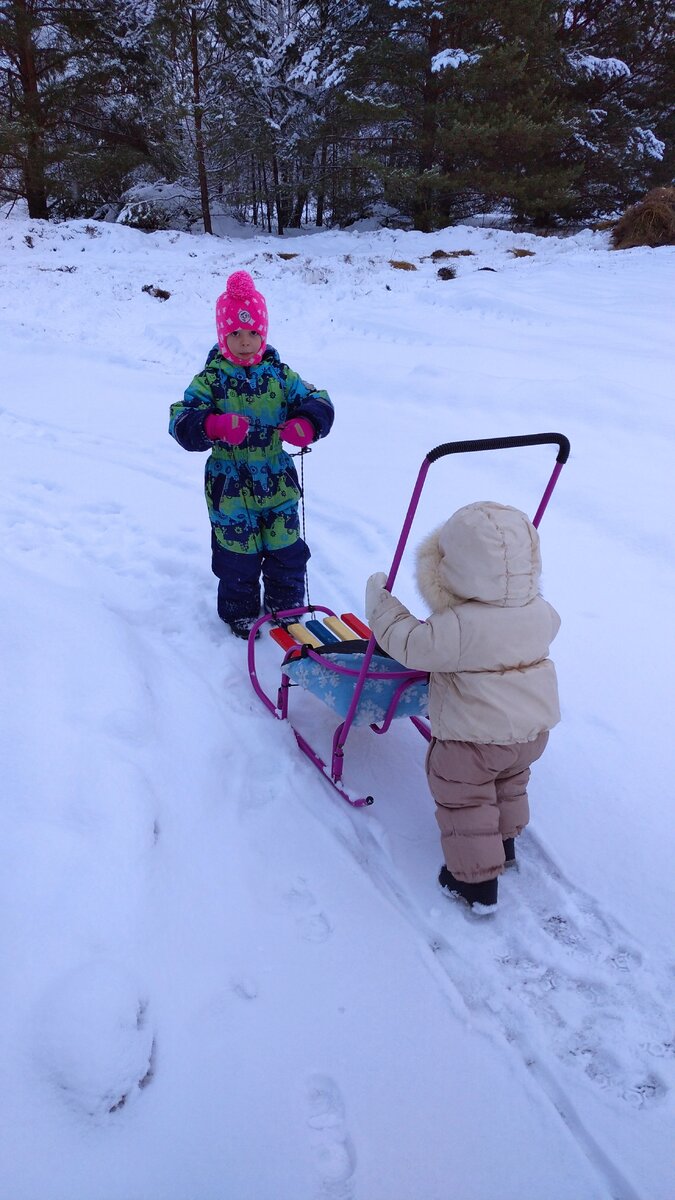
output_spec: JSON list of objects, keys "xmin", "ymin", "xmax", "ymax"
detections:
[
  {"xmin": 612, "ymin": 188, "xmax": 675, "ymax": 250},
  {"xmin": 437, "ymin": 266, "xmax": 457, "ymax": 280},
  {"xmin": 345, "ymin": 201, "xmax": 413, "ymax": 231},
  {"xmin": 116, "ymin": 181, "xmax": 202, "ymax": 233},
  {"xmin": 118, "ymin": 199, "xmax": 172, "ymax": 232}
]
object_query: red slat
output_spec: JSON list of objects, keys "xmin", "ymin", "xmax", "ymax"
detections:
[
  {"xmin": 341, "ymin": 612, "xmax": 371, "ymax": 639},
  {"xmin": 269, "ymin": 627, "xmax": 298, "ymax": 651}
]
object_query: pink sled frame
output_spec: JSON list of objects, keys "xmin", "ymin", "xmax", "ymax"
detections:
[{"xmin": 248, "ymin": 432, "xmax": 570, "ymax": 807}]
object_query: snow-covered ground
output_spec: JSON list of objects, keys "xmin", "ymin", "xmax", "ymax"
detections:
[{"xmin": 1, "ymin": 207, "xmax": 673, "ymax": 1200}]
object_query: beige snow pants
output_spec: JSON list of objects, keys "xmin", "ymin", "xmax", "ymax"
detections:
[{"xmin": 425, "ymin": 732, "xmax": 549, "ymax": 883}]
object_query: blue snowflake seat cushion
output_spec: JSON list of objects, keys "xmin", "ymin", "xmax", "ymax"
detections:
[{"xmin": 284, "ymin": 647, "xmax": 429, "ymax": 726}]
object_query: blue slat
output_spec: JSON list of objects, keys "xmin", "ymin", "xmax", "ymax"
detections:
[{"xmin": 306, "ymin": 619, "xmax": 340, "ymax": 645}]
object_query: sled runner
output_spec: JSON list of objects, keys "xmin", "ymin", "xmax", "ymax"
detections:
[{"xmin": 248, "ymin": 432, "xmax": 570, "ymax": 807}]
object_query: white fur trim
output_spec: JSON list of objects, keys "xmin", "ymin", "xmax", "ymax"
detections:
[{"xmin": 415, "ymin": 526, "xmax": 460, "ymax": 612}]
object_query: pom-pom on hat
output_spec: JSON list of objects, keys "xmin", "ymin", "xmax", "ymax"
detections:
[{"xmin": 216, "ymin": 270, "xmax": 269, "ymax": 365}]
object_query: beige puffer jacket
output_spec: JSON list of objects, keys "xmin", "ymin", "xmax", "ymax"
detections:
[{"xmin": 365, "ymin": 501, "xmax": 561, "ymax": 744}]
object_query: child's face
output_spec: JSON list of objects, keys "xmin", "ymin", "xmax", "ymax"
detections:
[{"xmin": 226, "ymin": 328, "xmax": 263, "ymax": 357}]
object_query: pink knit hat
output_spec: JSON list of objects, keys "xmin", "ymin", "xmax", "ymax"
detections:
[{"xmin": 216, "ymin": 270, "xmax": 269, "ymax": 366}]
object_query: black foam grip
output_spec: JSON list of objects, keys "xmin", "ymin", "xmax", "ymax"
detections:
[{"xmin": 426, "ymin": 433, "xmax": 570, "ymax": 465}]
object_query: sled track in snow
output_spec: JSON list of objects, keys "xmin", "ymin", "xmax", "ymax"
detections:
[{"xmin": 299, "ymin": 794, "xmax": 673, "ymax": 1200}]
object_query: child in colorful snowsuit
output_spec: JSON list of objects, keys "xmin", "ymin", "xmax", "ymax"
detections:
[
  {"xmin": 366, "ymin": 501, "xmax": 560, "ymax": 911},
  {"xmin": 169, "ymin": 270, "xmax": 334, "ymax": 638}
]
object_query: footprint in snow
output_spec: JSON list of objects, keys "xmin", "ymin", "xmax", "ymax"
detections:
[
  {"xmin": 31, "ymin": 961, "xmax": 155, "ymax": 1118},
  {"xmin": 306, "ymin": 1074, "xmax": 357, "ymax": 1199},
  {"xmin": 231, "ymin": 976, "xmax": 259, "ymax": 1001},
  {"xmin": 286, "ymin": 881, "xmax": 333, "ymax": 944},
  {"xmin": 489, "ymin": 846, "xmax": 674, "ymax": 1108}
]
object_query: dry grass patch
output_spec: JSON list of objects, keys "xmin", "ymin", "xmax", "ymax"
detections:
[
  {"xmin": 427, "ymin": 248, "xmax": 475, "ymax": 260},
  {"xmin": 612, "ymin": 187, "xmax": 675, "ymax": 249},
  {"xmin": 389, "ymin": 259, "xmax": 417, "ymax": 270}
]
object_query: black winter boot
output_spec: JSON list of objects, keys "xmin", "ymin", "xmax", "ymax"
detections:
[
  {"xmin": 438, "ymin": 865, "xmax": 498, "ymax": 912},
  {"xmin": 263, "ymin": 603, "xmax": 297, "ymax": 630},
  {"xmin": 503, "ymin": 837, "xmax": 517, "ymax": 869},
  {"xmin": 227, "ymin": 616, "xmax": 260, "ymax": 641}
]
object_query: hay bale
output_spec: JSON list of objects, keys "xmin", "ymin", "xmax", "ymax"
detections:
[{"xmin": 612, "ymin": 187, "xmax": 675, "ymax": 250}]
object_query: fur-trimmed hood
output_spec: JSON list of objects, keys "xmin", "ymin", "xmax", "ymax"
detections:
[{"xmin": 415, "ymin": 501, "xmax": 542, "ymax": 611}]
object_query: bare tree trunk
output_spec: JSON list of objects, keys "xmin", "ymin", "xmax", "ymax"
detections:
[
  {"xmin": 413, "ymin": 15, "xmax": 442, "ymax": 232},
  {"xmin": 251, "ymin": 154, "xmax": 258, "ymax": 225},
  {"xmin": 189, "ymin": 6, "xmax": 212, "ymax": 235},
  {"xmin": 315, "ymin": 140, "xmax": 328, "ymax": 226},
  {"xmin": 261, "ymin": 159, "xmax": 273, "ymax": 232},
  {"xmin": 15, "ymin": 0, "xmax": 48, "ymax": 219},
  {"xmin": 289, "ymin": 159, "xmax": 310, "ymax": 228},
  {"xmin": 272, "ymin": 154, "xmax": 284, "ymax": 235},
  {"xmin": 331, "ymin": 141, "xmax": 338, "ymax": 224}
]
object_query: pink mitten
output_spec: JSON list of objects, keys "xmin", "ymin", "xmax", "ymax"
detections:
[
  {"xmin": 204, "ymin": 412, "xmax": 250, "ymax": 445},
  {"xmin": 279, "ymin": 417, "xmax": 315, "ymax": 447}
]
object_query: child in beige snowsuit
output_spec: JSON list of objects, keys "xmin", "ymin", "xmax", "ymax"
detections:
[{"xmin": 365, "ymin": 501, "xmax": 560, "ymax": 912}]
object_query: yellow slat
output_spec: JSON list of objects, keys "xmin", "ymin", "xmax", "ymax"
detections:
[
  {"xmin": 286, "ymin": 623, "xmax": 323, "ymax": 648},
  {"xmin": 323, "ymin": 616, "xmax": 360, "ymax": 641}
]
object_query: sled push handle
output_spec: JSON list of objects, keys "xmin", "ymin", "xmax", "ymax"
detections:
[
  {"xmin": 331, "ymin": 432, "xmax": 571, "ymax": 779},
  {"xmin": 385, "ymin": 431, "xmax": 570, "ymax": 593},
  {"xmin": 426, "ymin": 432, "xmax": 570, "ymax": 466}
]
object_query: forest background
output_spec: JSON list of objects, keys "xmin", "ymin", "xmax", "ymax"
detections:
[{"xmin": 1, "ymin": 1, "xmax": 674, "ymax": 236}]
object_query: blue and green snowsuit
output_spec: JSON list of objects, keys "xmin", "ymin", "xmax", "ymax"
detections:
[{"xmin": 169, "ymin": 344, "xmax": 334, "ymax": 621}]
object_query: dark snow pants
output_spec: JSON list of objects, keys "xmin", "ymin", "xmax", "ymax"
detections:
[
  {"xmin": 212, "ymin": 534, "xmax": 310, "ymax": 622},
  {"xmin": 425, "ymin": 732, "xmax": 549, "ymax": 883}
]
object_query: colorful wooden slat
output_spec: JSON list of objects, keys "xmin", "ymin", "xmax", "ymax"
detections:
[
  {"xmin": 305, "ymin": 619, "xmax": 340, "ymax": 644},
  {"xmin": 286, "ymin": 623, "xmax": 323, "ymax": 648},
  {"xmin": 269, "ymin": 627, "xmax": 298, "ymax": 652},
  {"xmin": 323, "ymin": 615, "xmax": 360, "ymax": 641},
  {"xmin": 341, "ymin": 612, "xmax": 372, "ymax": 640}
]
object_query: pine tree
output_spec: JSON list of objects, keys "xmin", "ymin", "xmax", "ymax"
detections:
[
  {"xmin": 350, "ymin": 0, "xmax": 581, "ymax": 229},
  {"xmin": 435, "ymin": 2, "xmax": 581, "ymax": 224},
  {"xmin": 556, "ymin": 1, "xmax": 675, "ymax": 214},
  {"xmin": 0, "ymin": 0, "xmax": 163, "ymax": 218},
  {"xmin": 0, "ymin": 0, "xmax": 66, "ymax": 217}
]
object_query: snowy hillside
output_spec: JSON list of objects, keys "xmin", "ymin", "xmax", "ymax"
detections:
[{"xmin": 1, "ymin": 208, "xmax": 673, "ymax": 1200}]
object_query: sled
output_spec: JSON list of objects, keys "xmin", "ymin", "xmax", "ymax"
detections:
[{"xmin": 248, "ymin": 432, "xmax": 570, "ymax": 807}]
